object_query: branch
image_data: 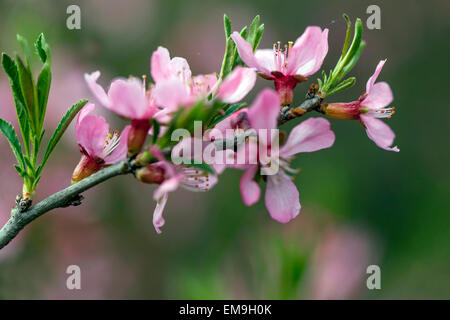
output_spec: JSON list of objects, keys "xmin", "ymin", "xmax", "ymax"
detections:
[
  {"xmin": 0, "ymin": 160, "xmax": 132, "ymax": 250},
  {"xmin": 278, "ymin": 94, "xmax": 322, "ymax": 125}
]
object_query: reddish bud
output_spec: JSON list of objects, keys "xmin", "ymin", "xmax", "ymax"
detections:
[
  {"xmin": 128, "ymin": 119, "xmax": 151, "ymax": 156},
  {"xmin": 135, "ymin": 165, "xmax": 165, "ymax": 184},
  {"xmin": 71, "ymin": 154, "xmax": 103, "ymax": 184}
]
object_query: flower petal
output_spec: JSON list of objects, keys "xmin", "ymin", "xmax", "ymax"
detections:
[
  {"xmin": 153, "ymin": 192, "xmax": 168, "ymax": 234},
  {"xmin": 107, "ymin": 78, "xmax": 150, "ymax": 119},
  {"xmin": 153, "ymin": 79, "xmax": 191, "ymax": 110},
  {"xmin": 366, "ymin": 59, "xmax": 386, "ymax": 94},
  {"xmin": 217, "ymin": 67, "xmax": 256, "ymax": 104},
  {"xmin": 247, "ymin": 89, "xmax": 280, "ymax": 131},
  {"xmin": 360, "ymin": 114, "xmax": 399, "ymax": 152},
  {"xmin": 280, "ymin": 117, "xmax": 335, "ymax": 157},
  {"xmin": 361, "ymin": 82, "xmax": 393, "ymax": 110},
  {"xmin": 103, "ymin": 125, "xmax": 131, "ymax": 164},
  {"xmin": 76, "ymin": 102, "xmax": 96, "ymax": 132},
  {"xmin": 151, "ymin": 46, "xmax": 172, "ymax": 82},
  {"xmin": 254, "ymin": 49, "xmax": 276, "ymax": 73},
  {"xmin": 76, "ymin": 113, "xmax": 109, "ymax": 159},
  {"xmin": 265, "ymin": 173, "xmax": 301, "ymax": 223},
  {"xmin": 84, "ymin": 71, "xmax": 112, "ymax": 108},
  {"xmin": 240, "ymin": 165, "xmax": 260, "ymax": 206},
  {"xmin": 231, "ymin": 32, "xmax": 271, "ymax": 75},
  {"xmin": 153, "ymin": 176, "xmax": 182, "ymax": 200},
  {"xmin": 287, "ymin": 27, "xmax": 329, "ymax": 77}
]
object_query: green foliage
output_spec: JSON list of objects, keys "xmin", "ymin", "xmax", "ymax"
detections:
[
  {"xmin": 0, "ymin": 34, "xmax": 85, "ymax": 199},
  {"xmin": 319, "ymin": 15, "xmax": 364, "ymax": 98},
  {"xmin": 219, "ymin": 15, "xmax": 264, "ymax": 80}
]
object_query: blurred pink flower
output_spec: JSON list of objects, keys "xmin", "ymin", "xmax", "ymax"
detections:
[
  {"xmin": 231, "ymin": 26, "xmax": 328, "ymax": 105},
  {"xmin": 324, "ymin": 60, "xmax": 399, "ymax": 152},
  {"xmin": 71, "ymin": 103, "xmax": 130, "ymax": 183},
  {"xmin": 310, "ymin": 226, "xmax": 375, "ymax": 300}
]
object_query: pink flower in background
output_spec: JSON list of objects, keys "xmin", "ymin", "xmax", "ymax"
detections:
[
  {"xmin": 231, "ymin": 26, "xmax": 328, "ymax": 105},
  {"xmin": 214, "ymin": 89, "xmax": 334, "ymax": 223},
  {"xmin": 151, "ymin": 46, "xmax": 256, "ymax": 110},
  {"xmin": 148, "ymin": 147, "xmax": 218, "ymax": 234},
  {"xmin": 310, "ymin": 227, "xmax": 375, "ymax": 300},
  {"xmin": 323, "ymin": 60, "xmax": 399, "ymax": 152},
  {"xmin": 71, "ymin": 103, "xmax": 130, "ymax": 183}
]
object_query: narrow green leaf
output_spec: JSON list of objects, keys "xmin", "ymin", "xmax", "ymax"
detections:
[
  {"xmin": 17, "ymin": 34, "xmax": 33, "ymax": 68},
  {"xmin": 253, "ymin": 24, "xmax": 264, "ymax": 51},
  {"xmin": 224, "ymin": 14, "xmax": 232, "ymax": 38},
  {"xmin": 2, "ymin": 53, "xmax": 32, "ymax": 153},
  {"xmin": 341, "ymin": 14, "xmax": 352, "ymax": 58},
  {"xmin": 208, "ymin": 102, "xmax": 247, "ymax": 127},
  {"xmin": 341, "ymin": 18, "xmax": 363, "ymax": 68},
  {"xmin": 14, "ymin": 164, "xmax": 25, "ymax": 177},
  {"xmin": 0, "ymin": 118, "xmax": 26, "ymax": 170},
  {"xmin": 247, "ymin": 15, "xmax": 260, "ymax": 47},
  {"xmin": 326, "ymin": 77, "xmax": 356, "ymax": 97},
  {"xmin": 38, "ymin": 99, "xmax": 87, "ymax": 175},
  {"xmin": 37, "ymin": 62, "xmax": 51, "ymax": 130},
  {"xmin": 16, "ymin": 55, "xmax": 36, "ymax": 126},
  {"xmin": 341, "ymin": 41, "xmax": 365, "ymax": 76},
  {"xmin": 35, "ymin": 33, "xmax": 50, "ymax": 63}
]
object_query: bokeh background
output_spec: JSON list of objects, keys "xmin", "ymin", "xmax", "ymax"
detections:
[{"xmin": 0, "ymin": 0, "xmax": 449, "ymax": 299}]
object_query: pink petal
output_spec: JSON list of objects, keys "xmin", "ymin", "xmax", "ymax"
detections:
[
  {"xmin": 217, "ymin": 67, "xmax": 256, "ymax": 104},
  {"xmin": 360, "ymin": 115, "xmax": 399, "ymax": 152},
  {"xmin": 265, "ymin": 173, "xmax": 301, "ymax": 223},
  {"xmin": 254, "ymin": 49, "xmax": 277, "ymax": 73},
  {"xmin": 231, "ymin": 32, "xmax": 271, "ymax": 75},
  {"xmin": 76, "ymin": 113, "xmax": 109, "ymax": 158},
  {"xmin": 240, "ymin": 165, "xmax": 260, "ymax": 206},
  {"xmin": 103, "ymin": 125, "xmax": 131, "ymax": 164},
  {"xmin": 107, "ymin": 78, "xmax": 150, "ymax": 119},
  {"xmin": 287, "ymin": 27, "xmax": 329, "ymax": 77},
  {"xmin": 361, "ymin": 82, "xmax": 393, "ymax": 110},
  {"xmin": 76, "ymin": 103, "xmax": 96, "ymax": 133},
  {"xmin": 366, "ymin": 59, "xmax": 386, "ymax": 94},
  {"xmin": 153, "ymin": 176, "xmax": 182, "ymax": 200},
  {"xmin": 151, "ymin": 46, "xmax": 172, "ymax": 82},
  {"xmin": 211, "ymin": 108, "xmax": 249, "ymax": 135},
  {"xmin": 169, "ymin": 57, "xmax": 192, "ymax": 83},
  {"xmin": 84, "ymin": 71, "xmax": 112, "ymax": 108},
  {"xmin": 280, "ymin": 117, "xmax": 335, "ymax": 157},
  {"xmin": 153, "ymin": 192, "xmax": 168, "ymax": 234},
  {"xmin": 153, "ymin": 79, "xmax": 191, "ymax": 110},
  {"xmin": 247, "ymin": 89, "xmax": 280, "ymax": 130},
  {"xmin": 192, "ymin": 73, "xmax": 218, "ymax": 97}
]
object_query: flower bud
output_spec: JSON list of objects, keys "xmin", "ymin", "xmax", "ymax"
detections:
[
  {"xmin": 135, "ymin": 165, "xmax": 165, "ymax": 184},
  {"xmin": 320, "ymin": 102, "xmax": 361, "ymax": 120},
  {"xmin": 128, "ymin": 119, "xmax": 151, "ymax": 156},
  {"xmin": 273, "ymin": 74, "xmax": 306, "ymax": 106},
  {"xmin": 71, "ymin": 154, "xmax": 102, "ymax": 184}
]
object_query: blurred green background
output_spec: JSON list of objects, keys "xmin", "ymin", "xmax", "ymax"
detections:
[{"xmin": 0, "ymin": 0, "xmax": 449, "ymax": 299}]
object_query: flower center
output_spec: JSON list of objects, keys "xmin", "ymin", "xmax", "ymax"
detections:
[
  {"xmin": 368, "ymin": 106, "xmax": 395, "ymax": 119},
  {"xmin": 273, "ymin": 41, "xmax": 293, "ymax": 73},
  {"xmin": 180, "ymin": 168, "xmax": 213, "ymax": 192},
  {"xmin": 102, "ymin": 131, "xmax": 120, "ymax": 158}
]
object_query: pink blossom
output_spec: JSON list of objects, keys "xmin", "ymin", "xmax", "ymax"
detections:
[
  {"xmin": 149, "ymin": 147, "xmax": 218, "ymax": 234},
  {"xmin": 231, "ymin": 27, "xmax": 328, "ymax": 105},
  {"xmin": 151, "ymin": 46, "xmax": 256, "ymax": 110},
  {"xmin": 71, "ymin": 103, "xmax": 130, "ymax": 183},
  {"xmin": 323, "ymin": 60, "xmax": 399, "ymax": 152},
  {"xmin": 214, "ymin": 89, "xmax": 335, "ymax": 223}
]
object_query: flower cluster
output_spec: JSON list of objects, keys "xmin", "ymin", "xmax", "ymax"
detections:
[{"xmin": 71, "ymin": 15, "xmax": 398, "ymax": 233}]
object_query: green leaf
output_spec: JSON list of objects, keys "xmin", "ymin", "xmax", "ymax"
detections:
[
  {"xmin": 17, "ymin": 34, "xmax": 33, "ymax": 69},
  {"xmin": 36, "ymin": 61, "xmax": 51, "ymax": 130},
  {"xmin": 0, "ymin": 118, "xmax": 26, "ymax": 171},
  {"xmin": 16, "ymin": 55, "xmax": 36, "ymax": 126},
  {"xmin": 223, "ymin": 14, "xmax": 232, "ymax": 38},
  {"xmin": 246, "ymin": 15, "xmax": 260, "ymax": 48},
  {"xmin": 341, "ymin": 14, "xmax": 352, "ymax": 57},
  {"xmin": 253, "ymin": 24, "xmax": 264, "ymax": 51},
  {"xmin": 326, "ymin": 77, "xmax": 356, "ymax": 97},
  {"xmin": 341, "ymin": 41, "xmax": 365, "ymax": 76},
  {"xmin": 151, "ymin": 119, "xmax": 160, "ymax": 144},
  {"xmin": 35, "ymin": 33, "xmax": 50, "ymax": 63},
  {"xmin": 37, "ymin": 99, "xmax": 87, "ymax": 176},
  {"xmin": 208, "ymin": 102, "xmax": 247, "ymax": 127},
  {"xmin": 172, "ymin": 158, "xmax": 215, "ymax": 175},
  {"xmin": 2, "ymin": 53, "xmax": 32, "ymax": 153}
]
